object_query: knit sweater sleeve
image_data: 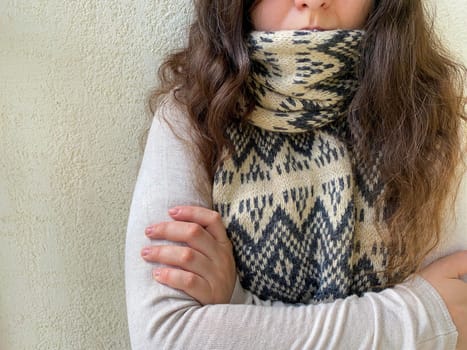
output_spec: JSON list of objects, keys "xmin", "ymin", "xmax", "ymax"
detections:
[{"xmin": 125, "ymin": 98, "xmax": 459, "ymax": 350}]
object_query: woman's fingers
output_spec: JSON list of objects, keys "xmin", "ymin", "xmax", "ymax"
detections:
[
  {"xmin": 141, "ymin": 245, "xmax": 212, "ymax": 277},
  {"xmin": 153, "ymin": 267, "xmax": 213, "ymax": 304},
  {"xmin": 145, "ymin": 221, "xmax": 218, "ymax": 258},
  {"xmin": 143, "ymin": 205, "xmax": 237, "ymax": 305},
  {"xmin": 419, "ymin": 251, "xmax": 467, "ymax": 349},
  {"xmin": 421, "ymin": 250, "xmax": 467, "ymax": 279},
  {"xmin": 168, "ymin": 206, "xmax": 229, "ymax": 243}
]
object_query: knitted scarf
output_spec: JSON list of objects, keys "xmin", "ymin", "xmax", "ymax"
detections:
[{"xmin": 212, "ymin": 30, "xmax": 387, "ymax": 304}]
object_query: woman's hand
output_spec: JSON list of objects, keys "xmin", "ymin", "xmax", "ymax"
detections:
[
  {"xmin": 419, "ymin": 251, "xmax": 467, "ymax": 349},
  {"xmin": 141, "ymin": 206, "xmax": 236, "ymax": 305}
]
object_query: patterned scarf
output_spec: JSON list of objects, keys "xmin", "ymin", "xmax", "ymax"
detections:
[{"xmin": 213, "ymin": 30, "xmax": 387, "ymax": 304}]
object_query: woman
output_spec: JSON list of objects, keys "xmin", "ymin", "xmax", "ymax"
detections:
[{"xmin": 126, "ymin": 0, "xmax": 467, "ymax": 348}]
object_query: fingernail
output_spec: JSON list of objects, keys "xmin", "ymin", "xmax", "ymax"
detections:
[
  {"xmin": 168, "ymin": 207, "xmax": 179, "ymax": 215},
  {"xmin": 141, "ymin": 247, "xmax": 151, "ymax": 257},
  {"xmin": 153, "ymin": 269, "xmax": 161, "ymax": 278},
  {"xmin": 145, "ymin": 226, "xmax": 154, "ymax": 236}
]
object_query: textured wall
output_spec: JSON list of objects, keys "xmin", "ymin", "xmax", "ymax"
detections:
[
  {"xmin": 433, "ymin": 1, "xmax": 467, "ymax": 63},
  {"xmin": 0, "ymin": 1, "xmax": 465, "ymax": 349},
  {"xmin": 0, "ymin": 0, "xmax": 192, "ymax": 349}
]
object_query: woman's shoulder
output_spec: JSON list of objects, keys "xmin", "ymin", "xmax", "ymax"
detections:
[
  {"xmin": 147, "ymin": 90, "xmax": 211, "ymax": 204},
  {"xmin": 153, "ymin": 90, "xmax": 189, "ymax": 126},
  {"xmin": 149, "ymin": 90, "xmax": 197, "ymax": 143}
]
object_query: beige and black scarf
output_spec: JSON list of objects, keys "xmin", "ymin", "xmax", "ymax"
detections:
[{"xmin": 213, "ymin": 30, "xmax": 387, "ymax": 304}]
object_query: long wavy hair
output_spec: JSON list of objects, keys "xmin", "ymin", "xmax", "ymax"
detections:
[{"xmin": 150, "ymin": 0, "xmax": 466, "ymax": 283}]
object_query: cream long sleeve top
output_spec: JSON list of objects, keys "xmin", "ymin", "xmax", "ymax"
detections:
[{"xmin": 125, "ymin": 98, "xmax": 467, "ymax": 350}]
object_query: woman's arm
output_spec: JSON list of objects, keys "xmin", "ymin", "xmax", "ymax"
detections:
[{"xmin": 125, "ymin": 98, "xmax": 459, "ymax": 350}]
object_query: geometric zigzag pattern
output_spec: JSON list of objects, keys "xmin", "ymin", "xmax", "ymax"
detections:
[
  {"xmin": 213, "ymin": 30, "xmax": 387, "ymax": 303},
  {"xmin": 246, "ymin": 30, "xmax": 365, "ymax": 133},
  {"xmin": 214, "ymin": 123, "xmax": 385, "ymax": 303}
]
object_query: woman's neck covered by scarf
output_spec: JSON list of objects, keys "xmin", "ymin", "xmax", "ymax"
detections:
[
  {"xmin": 213, "ymin": 29, "xmax": 388, "ymax": 304},
  {"xmin": 246, "ymin": 30, "xmax": 364, "ymax": 133}
]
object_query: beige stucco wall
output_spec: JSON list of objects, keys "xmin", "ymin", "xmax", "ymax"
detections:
[{"xmin": 0, "ymin": 1, "xmax": 465, "ymax": 349}]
